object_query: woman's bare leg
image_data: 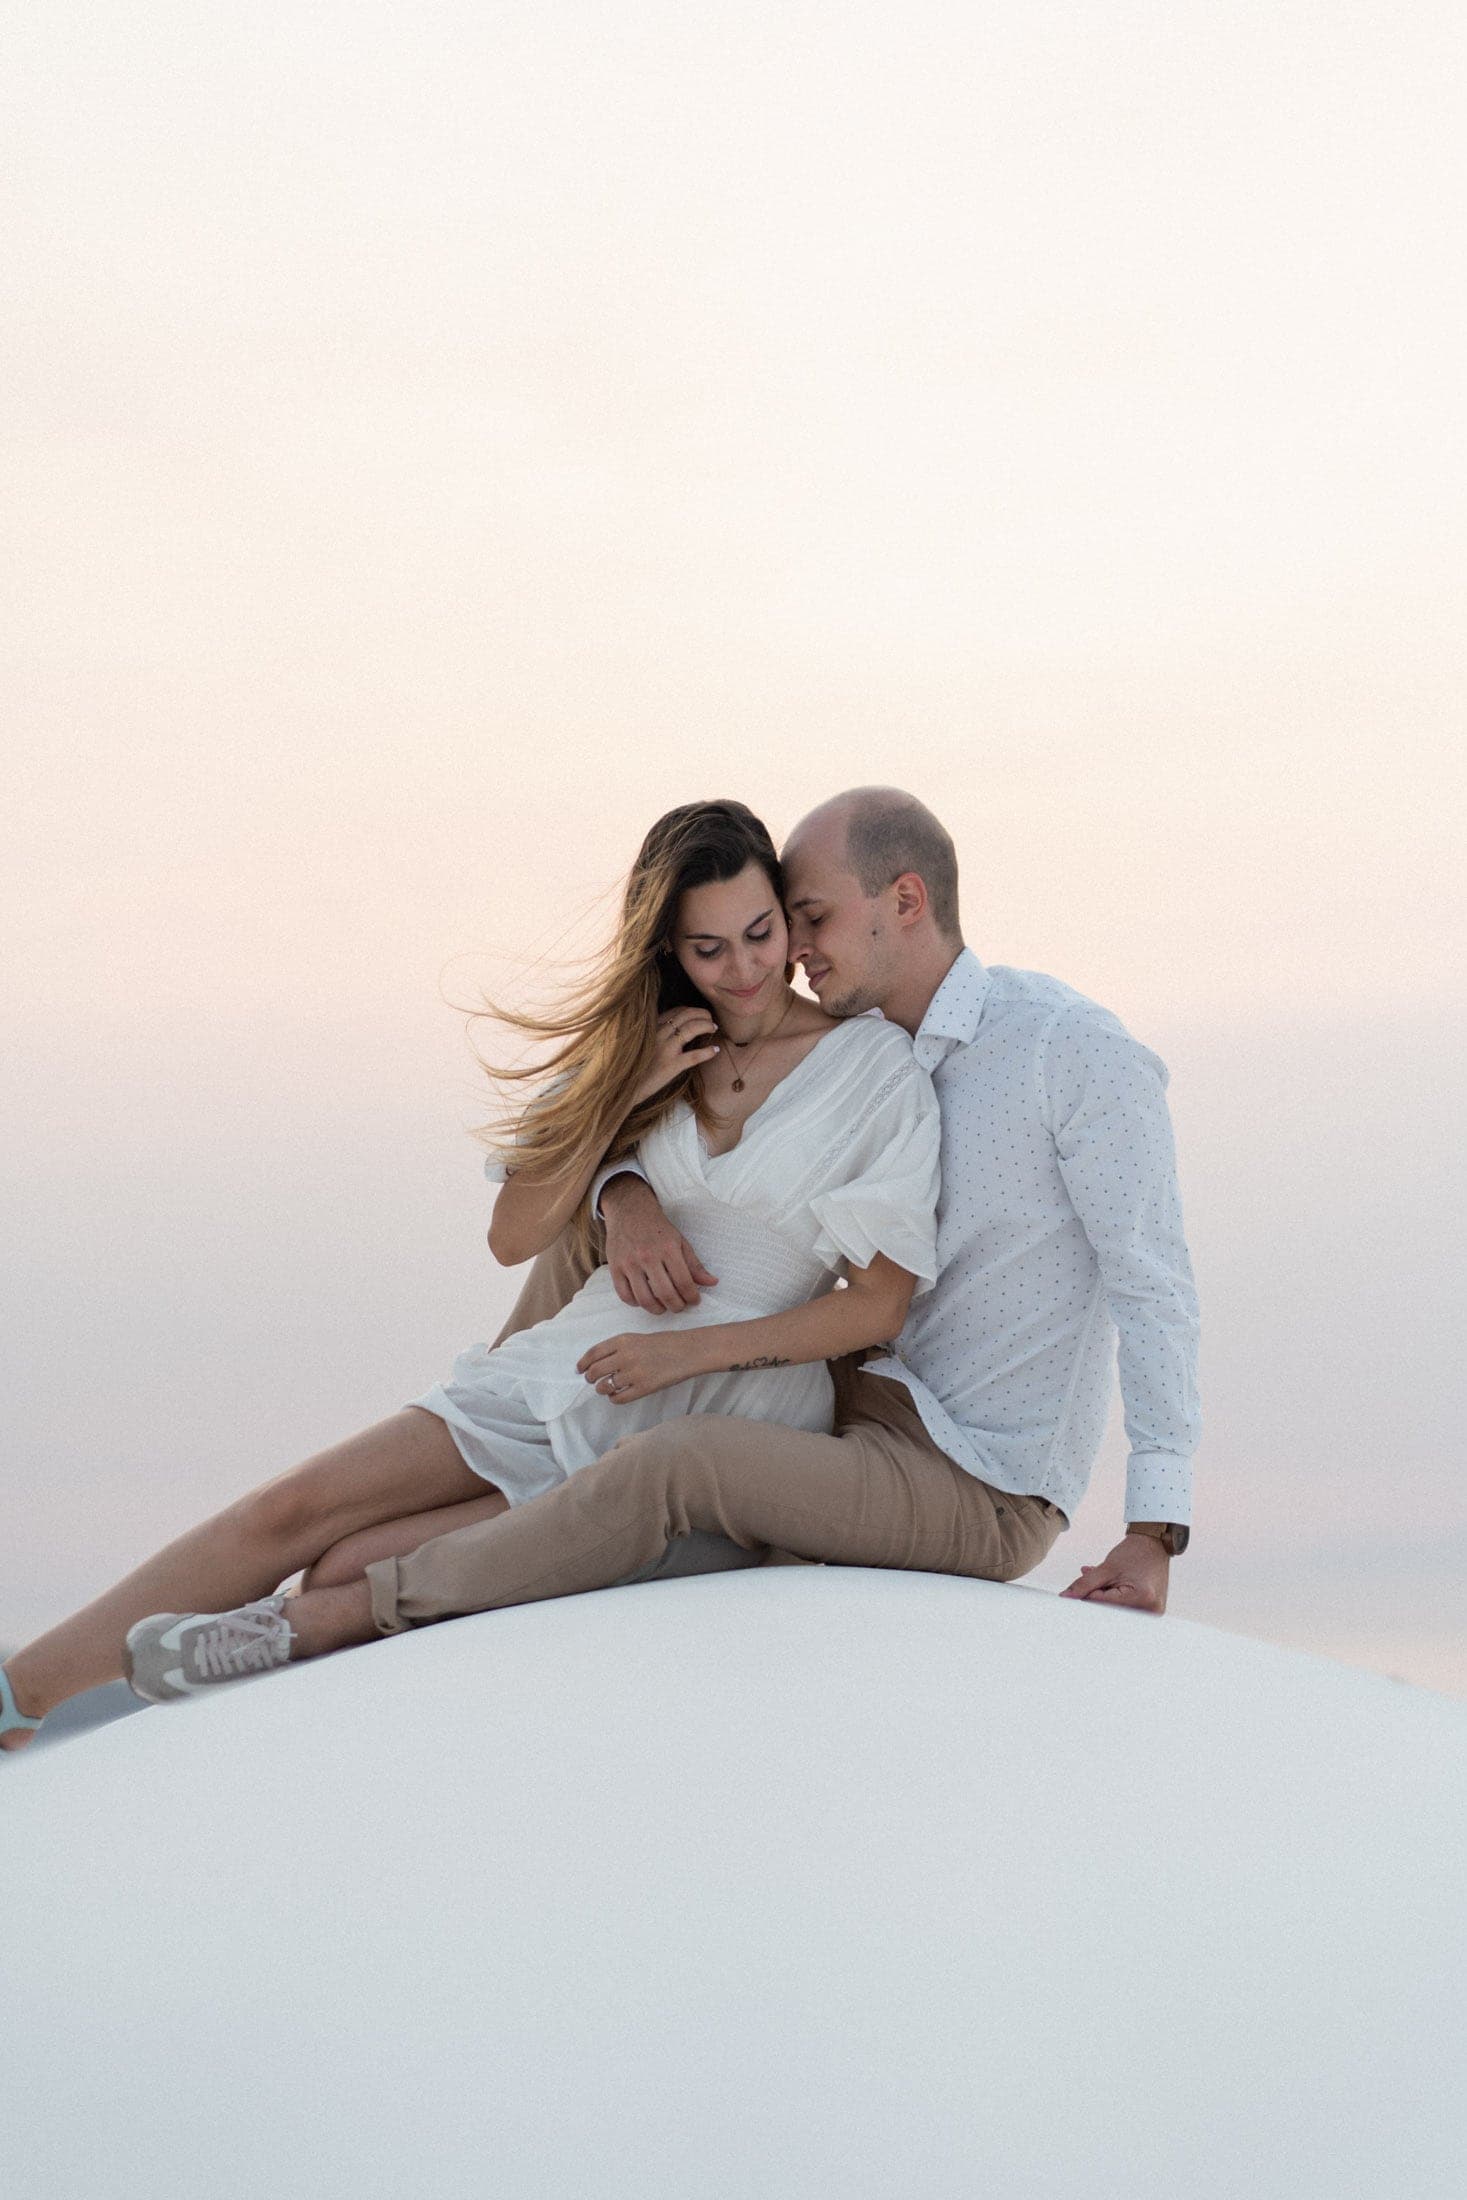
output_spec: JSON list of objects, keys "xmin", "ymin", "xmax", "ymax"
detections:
[
  {"xmin": 282, "ymin": 1576, "xmax": 380, "ymax": 1660},
  {"xmin": 300, "ymin": 1490, "xmax": 511, "ymax": 1592},
  {"xmin": 287, "ymin": 1226, "xmax": 594, "ymax": 1601},
  {"xmin": 1, "ymin": 1234, "xmax": 591, "ymax": 1751},
  {"xmin": 0, "ymin": 1408, "xmax": 490, "ymax": 1746}
]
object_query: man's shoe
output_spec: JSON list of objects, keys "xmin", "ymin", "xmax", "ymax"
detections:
[{"xmin": 125, "ymin": 1594, "xmax": 295, "ymax": 1705}]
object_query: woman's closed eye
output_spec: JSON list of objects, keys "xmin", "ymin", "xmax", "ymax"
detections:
[{"xmin": 693, "ymin": 927, "xmax": 773, "ymax": 961}]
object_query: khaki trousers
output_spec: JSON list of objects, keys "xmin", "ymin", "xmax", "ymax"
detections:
[{"xmin": 366, "ymin": 1235, "xmax": 1065, "ymax": 1635}]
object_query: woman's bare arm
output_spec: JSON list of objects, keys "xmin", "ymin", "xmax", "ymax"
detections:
[
  {"xmin": 488, "ymin": 1009, "xmax": 719, "ymax": 1268},
  {"xmin": 488, "ymin": 1147, "xmax": 609, "ymax": 1268},
  {"xmin": 575, "ymin": 1255, "xmax": 916, "ymax": 1403}
]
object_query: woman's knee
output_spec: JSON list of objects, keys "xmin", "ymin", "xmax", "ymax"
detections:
[
  {"xmin": 228, "ymin": 1414, "xmax": 461, "ymax": 1565},
  {"xmin": 230, "ymin": 1469, "xmax": 340, "ymax": 1561}
]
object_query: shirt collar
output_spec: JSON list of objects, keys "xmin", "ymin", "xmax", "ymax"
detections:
[{"xmin": 913, "ymin": 947, "xmax": 991, "ymax": 1064}]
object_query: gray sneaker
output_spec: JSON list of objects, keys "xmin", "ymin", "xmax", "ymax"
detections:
[{"xmin": 125, "ymin": 1594, "xmax": 295, "ymax": 1705}]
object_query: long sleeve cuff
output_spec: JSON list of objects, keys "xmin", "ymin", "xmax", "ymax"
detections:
[
  {"xmin": 589, "ymin": 1157, "xmax": 649, "ymax": 1223},
  {"xmin": 1124, "ymin": 1451, "xmax": 1193, "ymax": 1531}
]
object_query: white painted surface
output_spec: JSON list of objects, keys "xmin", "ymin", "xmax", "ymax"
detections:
[{"xmin": 4, "ymin": 1568, "xmax": 1464, "ymax": 2198}]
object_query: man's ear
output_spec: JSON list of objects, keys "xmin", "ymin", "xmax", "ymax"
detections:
[{"xmin": 892, "ymin": 872, "xmax": 928, "ymax": 928}]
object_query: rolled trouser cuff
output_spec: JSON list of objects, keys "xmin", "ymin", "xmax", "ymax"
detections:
[{"xmin": 366, "ymin": 1555, "xmax": 412, "ymax": 1635}]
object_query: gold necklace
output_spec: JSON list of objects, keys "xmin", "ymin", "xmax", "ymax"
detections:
[{"xmin": 723, "ymin": 989, "xmax": 796, "ymax": 1093}]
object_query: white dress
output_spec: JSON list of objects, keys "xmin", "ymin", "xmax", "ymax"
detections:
[{"xmin": 414, "ymin": 1016, "xmax": 942, "ymax": 1506}]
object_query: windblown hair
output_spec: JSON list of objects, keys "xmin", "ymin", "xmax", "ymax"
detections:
[{"xmin": 479, "ymin": 800, "xmax": 784, "ymax": 1248}]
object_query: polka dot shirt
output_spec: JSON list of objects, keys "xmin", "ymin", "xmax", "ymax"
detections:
[{"xmin": 862, "ymin": 949, "xmax": 1201, "ymax": 1529}]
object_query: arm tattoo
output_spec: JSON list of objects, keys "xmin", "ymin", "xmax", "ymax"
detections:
[{"xmin": 727, "ymin": 1353, "xmax": 791, "ymax": 1371}]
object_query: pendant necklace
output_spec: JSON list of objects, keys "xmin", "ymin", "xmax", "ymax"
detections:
[{"xmin": 725, "ymin": 990, "xmax": 795, "ymax": 1093}]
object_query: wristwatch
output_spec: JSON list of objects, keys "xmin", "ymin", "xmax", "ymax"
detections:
[{"xmin": 1126, "ymin": 1520, "xmax": 1190, "ymax": 1557}]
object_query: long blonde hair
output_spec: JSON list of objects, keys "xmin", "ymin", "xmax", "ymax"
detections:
[{"xmin": 480, "ymin": 801, "xmax": 785, "ymax": 1240}]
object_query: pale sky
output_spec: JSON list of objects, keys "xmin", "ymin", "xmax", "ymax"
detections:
[{"xmin": 4, "ymin": 3, "xmax": 1464, "ymax": 1689}]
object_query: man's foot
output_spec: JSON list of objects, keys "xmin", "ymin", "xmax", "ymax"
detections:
[{"xmin": 125, "ymin": 1594, "xmax": 296, "ymax": 1705}]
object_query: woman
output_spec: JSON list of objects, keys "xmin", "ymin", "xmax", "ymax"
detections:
[{"xmin": 1, "ymin": 800, "xmax": 939, "ymax": 1746}]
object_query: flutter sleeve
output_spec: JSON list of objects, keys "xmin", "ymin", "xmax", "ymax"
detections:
[
  {"xmin": 805, "ymin": 1038, "xmax": 942, "ymax": 1294},
  {"xmin": 482, "ymin": 1072, "xmax": 574, "ymax": 1184}
]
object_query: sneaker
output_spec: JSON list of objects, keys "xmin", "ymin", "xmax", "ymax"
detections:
[{"xmin": 125, "ymin": 1594, "xmax": 295, "ymax": 1705}]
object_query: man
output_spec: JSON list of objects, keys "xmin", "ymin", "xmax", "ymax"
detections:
[{"xmin": 321, "ymin": 784, "xmax": 1198, "ymax": 1642}]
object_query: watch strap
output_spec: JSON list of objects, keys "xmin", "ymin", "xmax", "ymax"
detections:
[{"xmin": 1127, "ymin": 1520, "xmax": 1189, "ymax": 1557}]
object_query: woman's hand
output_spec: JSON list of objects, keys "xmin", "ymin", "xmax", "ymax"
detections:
[
  {"xmin": 576, "ymin": 1328, "xmax": 705, "ymax": 1405},
  {"xmin": 634, "ymin": 1007, "xmax": 720, "ymax": 1106}
]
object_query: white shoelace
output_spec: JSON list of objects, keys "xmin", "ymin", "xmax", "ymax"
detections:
[{"xmin": 192, "ymin": 1603, "xmax": 292, "ymax": 1679}]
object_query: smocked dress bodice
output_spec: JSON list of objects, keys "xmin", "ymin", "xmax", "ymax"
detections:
[{"xmin": 414, "ymin": 1015, "xmax": 942, "ymax": 1500}]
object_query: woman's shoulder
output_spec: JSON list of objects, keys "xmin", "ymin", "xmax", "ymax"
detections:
[
  {"xmin": 792, "ymin": 1016, "xmax": 939, "ymax": 1195},
  {"xmin": 797, "ymin": 1016, "xmax": 929, "ymax": 1120},
  {"xmin": 823, "ymin": 1013, "xmax": 920, "ymax": 1068}
]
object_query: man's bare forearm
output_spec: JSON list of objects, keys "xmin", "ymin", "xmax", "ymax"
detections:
[
  {"xmin": 601, "ymin": 1171, "xmax": 717, "ymax": 1313},
  {"xmin": 598, "ymin": 1168, "xmax": 651, "ymax": 1217}
]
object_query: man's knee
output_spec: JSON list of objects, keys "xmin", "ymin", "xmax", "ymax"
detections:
[
  {"xmin": 589, "ymin": 1419, "xmax": 693, "ymax": 1504},
  {"xmin": 572, "ymin": 1418, "xmax": 778, "ymax": 1551},
  {"xmin": 586, "ymin": 1423, "xmax": 761, "ymax": 1578},
  {"xmin": 596, "ymin": 1413, "xmax": 762, "ymax": 1503},
  {"xmin": 609, "ymin": 1413, "xmax": 705, "ymax": 1468}
]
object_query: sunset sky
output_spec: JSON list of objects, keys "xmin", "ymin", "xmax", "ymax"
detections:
[{"xmin": 5, "ymin": 3, "xmax": 1464, "ymax": 1691}]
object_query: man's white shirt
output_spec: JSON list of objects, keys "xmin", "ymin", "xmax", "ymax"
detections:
[
  {"xmin": 593, "ymin": 947, "xmax": 1200, "ymax": 1528},
  {"xmin": 860, "ymin": 948, "xmax": 1200, "ymax": 1527}
]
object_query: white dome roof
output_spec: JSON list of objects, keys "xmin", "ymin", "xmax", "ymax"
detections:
[{"xmin": 4, "ymin": 1568, "xmax": 1464, "ymax": 2198}]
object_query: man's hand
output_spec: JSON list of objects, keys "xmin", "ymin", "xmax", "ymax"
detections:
[
  {"xmin": 577, "ymin": 1328, "xmax": 703, "ymax": 1405},
  {"xmin": 1059, "ymin": 1534, "xmax": 1170, "ymax": 1614},
  {"xmin": 602, "ymin": 1175, "xmax": 718, "ymax": 1315}
]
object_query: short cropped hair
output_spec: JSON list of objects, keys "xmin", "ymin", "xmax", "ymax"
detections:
[{"xmin": 843, "ymin": 791, "xmax": 961, "ymax": 939}]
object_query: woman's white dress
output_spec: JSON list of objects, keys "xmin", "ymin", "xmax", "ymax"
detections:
[{"xmin": 414, "ymin": 1016, "xmax": 941, "ymax": 1506}]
